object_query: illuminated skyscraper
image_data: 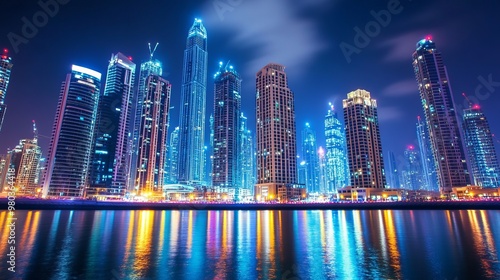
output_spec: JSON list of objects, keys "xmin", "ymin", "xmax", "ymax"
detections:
[
  {"xmin": 318, "ymin": 146, "xmax": 328, "ymax": 194},
  {"xmin": 178, "ymin": 18, "xmax": 208, "ymax": 185},
  {"xmin": 90, "ymin": 53, "xmax": 135, "ymax": 197},
  {"xmin": 463, "ymin": 105, "xmax": 500, "ymax": 188},
  {"xmin": 402, "ymin": 145, "xmax": 423, "ymax": 190},
  {"xmin": 387, "ymin": 151, "xmax": 401, "ymax": 189},
  {"xmin": 135, "ymin": 75, "xmax": 171, "ymax": 195},
  {"xmin": 325, "ymin": 103, "xmax": 350, "ymax": 192},
  {"xmin": 43, "ymin": 65, "xmax": 101, "ymax": 197},
  {"xmin": 130, "ymin": 48, "xmax": 162, "ymax": 190},
  {"xmin": 240, "ymin": 113, "xmax": 255, "ymax": 192},
  {"xmin": 167, "ymin": 127, "xmax": 179, "ymax": 184},
  {"xmin": 255, "ymin": 63, "xmax": 300, "ymax": 201},
  {"xmin": 416, "ymin": 116, "xmax": 439, "ymax": 191},
  {"xmin": 343, "ymin": 89, "xmax": 386, "ymax": 188},
  {"xmin": 301, "ymin": 123, "xmax": 320, "ymax": 193},
  {"xmin": 0, "ymin": 48, "xmax": 13, "ymax": 132},
  {"xmin": 413, "ymin": 38, "xmax": 470, "ymax": 193},
  {"xmin": 212, "ymin": 62, "xmax": 241, "ymax": 192},
  {"xmin": 12, "ymin": 138, "xmax": 42, "ymax": 195}
]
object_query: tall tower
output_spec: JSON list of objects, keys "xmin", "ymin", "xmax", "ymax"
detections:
[
  {"xmin": 90, "ymin": 53, "xmax": 136, "ymax": 197},
  {"xmin": 318, "ymin": 146, "xmax": 328, "ymax": 194},
  {"xmin": 0, "ymin": 48, "xmax": 13, "ymax": 132},
  {"xmin": 403, "ymin": 145, "xmax": 422, "ymax": 190},
  {"xmin": 416, "ymin": 116, "xmax": 439, "ymax": 191},
  {"xmin": 412, "ymin": 38, "xmax": 470, "ymax": 193},
  {"xmin": 240, "ymin": 113, "xmax": 255, "ymax": 192},
  {"xmin": 325, "ymin": 103, "xmax": 350, "ymax": 192},
  {"xmin": 255, "ymin": 63, "xmax": 298, "ymax": 201},
  {"xmin": 43, "ymin": 65, "xmax": 101, "ymax": 197},
  {"xmin": 131, "ymin": 44, "xmax": 162, "ymax": 191},
  {"xmin": 462, "ymin": 105, "xmax": 500, "ymax": 188},
  {"xmin": 301, "ymin": 123, "xmax": 320, "ymax": 193},
  {"xmin": 212, "ymin": 62, "xmax": 242, "ymax": 192},
  {"xmin": 135, "ymin": 75, "xmax": 171, "ymax": 195},
  {"xmin": 167, "ymin": 127, "xmax": 180, "ymax": 184},
  {"xmin": 343, "ymin": 89, "xmax": 386, "ymax": 189},
  {"xmin": 177, "ymin": 18, "xmax": 208, "ymax": 185},
  {"xmin": 387, "ymin": 151, "xmax": 401, "ymax": 189}
]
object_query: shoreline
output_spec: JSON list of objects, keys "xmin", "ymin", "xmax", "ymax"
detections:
[{"xmin": 2, "ymin": 198, "xmax": 500, "ymax": 211}]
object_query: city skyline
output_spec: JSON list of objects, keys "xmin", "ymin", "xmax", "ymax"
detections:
[{"xmin": 0, "ymin": 2, "xmax": 500, "ymax": 190}]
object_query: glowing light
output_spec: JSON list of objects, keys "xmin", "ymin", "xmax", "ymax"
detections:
[
  {"xmin": 426, "ymin": 35, "xmax": 432, "ymax": 41},
  {"xmin": 473, "ymin": 104, "xmax": 480, "ymax": 109},
  {"xmin": 3, "ymin": 48, "xmax": 7, "ymax": 53},
  {"xmin": 128, "ymin": 56, "xmax": 133, "ymax": 61},
  {"xmin": 72, "ymin": 65, "xmax": 102, "ymax": 80}
]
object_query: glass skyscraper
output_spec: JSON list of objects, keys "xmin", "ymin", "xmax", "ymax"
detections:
[
  {"xmin": 135, "ymin": 75, "xmax": 171, "ymax": 195},
  {"xmin": 343, "ymin": 89, "xmax": 386, "ymax": 189},
  {"xmin": 177, "ymin": 18, "xmax": 208, "ymax": 185},
  {"xmin": 43, "ymin": 65, "xmax": 101, "ymax": 197},
  {"xmin": 412, "ymin": 38, "xmax": 470, "ymax": 193},
  {"xmin": 167, "ymin": 127, "xmax": 180, "ymax": 184},
  {"xmin": 325, "ymin": 103, "xmax": 350, "ymax": 192},
  {"xmin": 387, "ymin": 151, "xmax": 401, "ymax": 189},
  {"xmin": 301, "ymin": 123, "xmax": 320, "ymax": 194},
  {"xmin": 416, "ymin": 116, "xmax": 439, "ymax": 191},
  {"xmin": 90, "ymin": 53, "xmax": 135, "ymax": 197},
  {"xmin": 402, "ymin": 145, "xmax": 423, "ymax": 190},
  {"xmin": 0, "ymin": 49, "xmax": 13, "ymax": 132},
  {"xmin": 463, "ymin": 105, "xmax": 500, "ymax": 188},
  {"xmin": 212, "ymin": 62, "xmax": 241, "ymax": 192},
  {"xmin": 239, "ymin": 113, "xmax": 255, "ymax": 193}
]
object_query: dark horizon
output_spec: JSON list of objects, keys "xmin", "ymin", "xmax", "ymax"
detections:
[{"xmin": 2, "ymin": 0, "xmax": 500, "ymax": 172}]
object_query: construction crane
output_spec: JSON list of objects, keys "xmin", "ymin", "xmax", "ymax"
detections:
[{"xmin": 148, "ymin": 42, "xmax": 159, "ymax": 60}]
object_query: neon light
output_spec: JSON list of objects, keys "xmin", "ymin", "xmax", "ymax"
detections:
[
  {"xmin": 72, "ymin": 65, "xmax": 102, "ymax": 80},
  {"xmin": 473, "ymin": 104, "xmax": 480, "ymax": 109}
]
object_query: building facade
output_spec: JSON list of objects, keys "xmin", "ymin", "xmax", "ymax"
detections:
[
  {"xmin": 0, "ymin": 49, "xmax": 13, "ymax": 132},
  {"xmin": 343, "ymin": 89, "xmax": 386, "ymax": 188},
  {"xmin": 325, "ymin": 103, "xmax": 350, "ymax": 192},
  {"xmin": 462, "ymin": 105, "xmax": 500, "ymax": 188},
  {"xmin": 212, "ymin": 62, "xmax": 242, "ymax": 193},
  {"xmin": 255, "ymin": 63, "xmax": 300, "ymax": 201},
  {"xmin": 402, "ymin": 145, "xmax": 423, "ymax": 190},
  {"xmin": 43, "ymin": 65, "xmax": 101, "ymax": 197},
  {"xmin": 90, "ymin": 53, "xmax": 135, "ymax": 197},
  {"xmin": 416, "ymin": 116, "xmax": 439, "ymax": 191},
  {"xmin": 301, "ymin": 123, "xmax": 320, "ymax": 194},
  {"xmin": 167, "ymin": 126, "xmax": 180, "ymax": 184},
  {"xmin": 387, "ymin": 151, "xmax": 401, "ymax": 189},
  {"xmin": 177, "ymin": 18, "xmax": 208, "ymax": 185},
  {"xmin": 135, "ymin": 75, "xmax": 171, "ymax": 195},
  {"xmin": 240, "ymin": 113, "xmax": 255, "ymax": 194},
  {"xmin": 412, "ymin": 38, "xmax": 470, "ymax": 193}
]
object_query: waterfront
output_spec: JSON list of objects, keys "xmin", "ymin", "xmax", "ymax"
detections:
[{"xmin": 1, "ymin": 210, "xmax": 500, "ymax": 279}]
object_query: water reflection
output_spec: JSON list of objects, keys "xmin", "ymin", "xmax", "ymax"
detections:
[{"xmin": 1, "ymin": 210, "xmax": 499, "ymax": 279}]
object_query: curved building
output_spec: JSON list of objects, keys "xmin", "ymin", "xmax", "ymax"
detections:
[{"xmin": 43, "ymin": 65, "xmax": 101, "ymax": 197}]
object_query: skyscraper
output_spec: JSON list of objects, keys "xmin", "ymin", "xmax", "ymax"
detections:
[
  {"xmin": 0, "ymin": 49, "xmax": 13, "ymax": 132},
  {"xmin": 255, "ymin": 63, "xmax": 300, "ymax": 201},
  {"xmin": 387, "ymin": 151, "xmax": 401, "ymax": 189},
  {"xmin": 343, "ymin": 89, "xmax": 386, "ymax": 188},
  {"xmin": 12, "ymin": 138, "xmax": 42, "ymax": 196},
  {"xmin": 239, "ymin": 113, "xmax": 255, "ymax": 193},
  {"xmin": 167, "ymin": 127, "xmax": 180, "ymax": 184},
  {"xmin": 416, "ymin": 116, "xmax": 439, "ymax": 191},
  {"xmin": 212, "ymin": 62, "xmax": 241, "ymax": 192},
  {"xmin": 131, "ymin": 49, "xmax": 162, "ymax": 190},
  {"xmin": 463, "ymin": 105, "xmax": 500, "ymax": 188},
  {"xmin": 325, "ymin": 103, "xmax": 350, "ymax": 192},
  {"xmin": 178, "ymin": 18, "xmax": 208, "ymax": 185},
  {"xmin": 135, "ymin": 75, "xmax": 171, "ymax": 195},
  {"xmin": 301, "ymin": 123, "xmax": 320, "ymax": 193},
  {"xmin": 413, "ymin": 38, "xmax": 471, "ymax": 193},
  {"xmin": 90, "ymin": 53, "xmax": 135, "ymax": 197},
  {"xmin": 43, "ymin": 65, "xmax": 101, "ymax": 197},
  {"xmin": 318, "ymin": 146, "xmax": 328, "ymax": 194},
  {"xmin": 402, "ymin": 145, "xmax": 423, "ymax": 190}
]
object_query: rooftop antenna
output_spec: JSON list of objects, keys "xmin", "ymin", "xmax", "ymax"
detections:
[
  {"xmin": 32, "ymin": 120, "xmax": 38, "ymax": 143},
  {"xmin": 148, "ymin": 42, "xmax": 159, "ymax": 60},
  {"xmin": 462, "ymin": 92, "xmax": 473, "ymax": 107}
]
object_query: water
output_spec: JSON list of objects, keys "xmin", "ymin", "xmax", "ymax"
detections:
[{"xmin": 1, "ymin": 210, "xmax": 499, "ymax": 279}]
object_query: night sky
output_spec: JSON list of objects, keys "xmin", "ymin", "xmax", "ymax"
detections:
[{"xmin": 2, "ymin": 0, "xmax": 500, "ymax": 170}]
